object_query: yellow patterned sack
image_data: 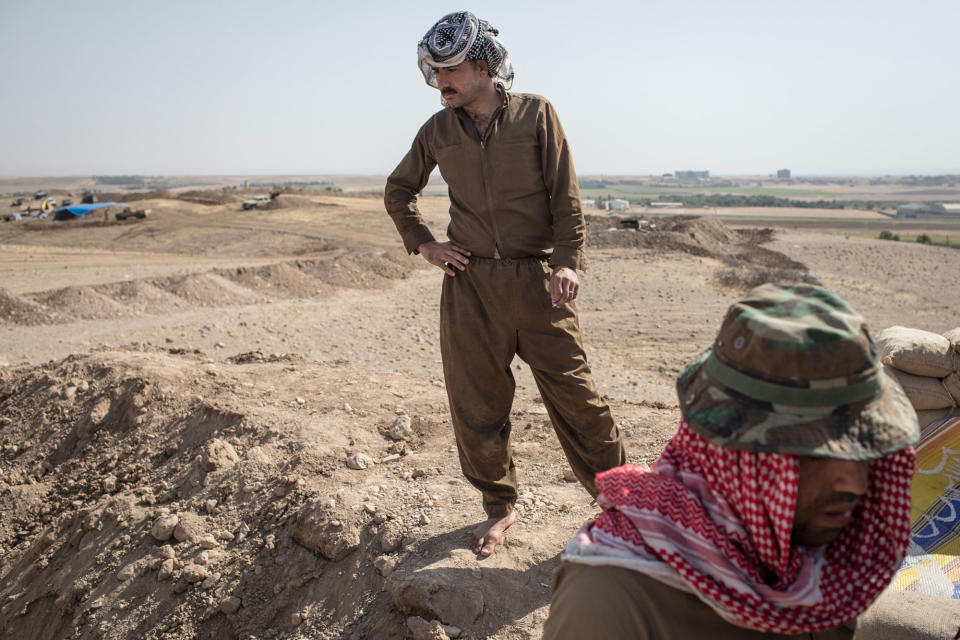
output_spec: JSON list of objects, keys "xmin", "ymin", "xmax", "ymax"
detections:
[{"xmin": 894, "ymin": 416, "xmax": 960, "ymax": 597}]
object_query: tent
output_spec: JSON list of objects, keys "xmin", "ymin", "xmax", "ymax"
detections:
[{"xmin": 53, "ymin": 202, "xmax": 125, "ymax": 221}]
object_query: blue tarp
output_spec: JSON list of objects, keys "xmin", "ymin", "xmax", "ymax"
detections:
[{"xmin": 54, "ymin": 202, "xmax": 125, "ymax": 218}]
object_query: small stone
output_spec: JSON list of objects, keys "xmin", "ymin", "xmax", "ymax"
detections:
[
  {"xmin": 116, "ymin": 564, "xmax": 137, "ymax": 581},
  {"xmin": 217, "ymin": 529, "xmax": 235, "ymax": 542},
  {"xmin": 381, "ymin": 453, "xmax": 401, "ymax": 463},
  {"xmin": 374, "ymin": 555, "xmax": 398, "ymax": 578},
  {"xmin": 407, "ymin": 616, "xmax": 450, "ymax": 640},
  {"xmin": 442, "ymin": 624, "xmax": 463, "ymax": 639},
  {"xmin": 151, "ymin": 514, "xmax": 179, "ymax": 542},
  {"xmin": 102, "ymin": 475, "xmax": 118, "ymax": 493},
  {"xmin": 346, "ymin": 452, "xmax": 374, "ymax": 470},
  {"xmin": 379, "ymin": 520, "xmax": 405, "ymax": 553},
  {"xmin": 419, "ymin": 513, "xmax": 431, "ymax": 525},
  {"xmin": 163, "ymin": 440, "xmax": 181, "ymax": 456},
  {"xmin": 198, "ymin": 534, "xmax": 219, "ymax": 549},
  {"xmin": 200, "ymin": 572, "xmax": 221, "ymax": 589},
  {"xmin": 204, "ymin": 499, "xmax": 218, "ymax": 514},
  {"xmin": 343, "ymin": 402, "xmax": 353, "ymax": 412},
  {"xmin": 290, "ymin": 612, "xmax": 302, "ymax": 626},
  {"xmin": 219, "ymin": 596, "xmax": 241, "ymax": 614},
  {"xmin": 159, "ymin": 544, "xmax": 176, "ymax": 559},
  {"xmin": 158, "ymin": 559, "xmax": 175, "ymax": 581},
  {"xmin": 388, "ymin": 414, "xmax": 413, "ymax": 441},
  {"xmin": 295, "ymin": 397, "xmax": 305, "ymax": 405},
  {"xmin": 562, "ymin": 468, "xmax": 578, "ymax": 483},
  {"xmin": 62, "ymin": 385, "xmax": 77, "ymax": 400},
  {"xmin": 182, "ymin": 564, "xmax": 208, "ymax": 583},
  {"xmin": 173, "ymin": 512, "xmax": 206, "ymax": 543},
  {"xmin": 200, "ymin": 438, "xmax": 240, "ymax": 472}
]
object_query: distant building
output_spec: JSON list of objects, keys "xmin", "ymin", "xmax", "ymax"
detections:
[
  {"xmin": 676, "ymin": 170, "xmax": 709, "ymax": 181},
  {"xmin": 777, "ymin": 168, "xmax": 791, "ymax": 179},
  {"xmin": 609, "ymin": 199, "xmax": 630, "ymax": 212},
  {"xmin": 896, "ymin": 202, "xmax": 949, "ymax": 218},
  {"xmin": 649, "ymin": 202, "xmax": 683, "ymax": 208},
  {"xmin": 581, "ymin": 198, "xmax": 596, "ymax": 208}
]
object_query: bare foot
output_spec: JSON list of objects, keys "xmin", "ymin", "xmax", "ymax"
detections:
[{"xmin": 468, "ymin": 511, "xmax": 517, "ymax": 557}]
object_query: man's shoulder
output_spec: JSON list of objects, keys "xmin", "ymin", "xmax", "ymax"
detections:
[
  {"xmin": 416, "ymin": 107, "xmax": 456, "ymax": 132},
  {"xmin": 509, "ymin": 92, "xmax": 551, "ymax": 106}
]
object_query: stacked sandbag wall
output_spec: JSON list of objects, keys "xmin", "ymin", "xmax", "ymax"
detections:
[{"xmin": 878, "ymin": 326, "xmax": 960, "ymax": 430}]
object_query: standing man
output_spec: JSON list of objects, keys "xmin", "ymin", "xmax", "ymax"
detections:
[
  {"xmin": 544, "ymin": 284, "xmax": 921, "ymax": 638},
  {"xmin": 385, "ymin": 11, "xmax": 625, "ymax": 557}
]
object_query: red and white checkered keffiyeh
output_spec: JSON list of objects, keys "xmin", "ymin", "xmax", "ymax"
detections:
[{"xmin": 563, "ymin": 421, "xmax": 915, "ymax": 634}]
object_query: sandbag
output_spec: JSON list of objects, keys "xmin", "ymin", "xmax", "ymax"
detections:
[
  {"xmin": 887, "ymin": 367, "xmax": 955, "ymax": 411},
  {"xmin": 916, "ymin": 408, "xmax": 955, "ymax": 432},
  {"xmin": 946, "ymin": 373, "xmax": 960, "ymax": 406},
  {"xmin": 945, "ymin": 328, "xmax": 960, "ymax": 356},
  {"xmin": 877, "ymin": 326, "xmax": 959, "ymax": 378},
  {"xmin": 856, "ymin": 588, "xmax": 960, "ymax": 639}
]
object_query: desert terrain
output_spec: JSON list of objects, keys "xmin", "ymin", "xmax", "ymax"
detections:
[{"xmin": 1, "ymin": 187, "xmax": 959, "ymax": 640}]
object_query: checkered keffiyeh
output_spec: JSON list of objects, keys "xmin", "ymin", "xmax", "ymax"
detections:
[
  {"xmin": 562, "ymin": 421, "xmax": 915, "ymax": 633},
  {"xmin": 417, "ymin": 11, "xmax": 514, "ymax": 90}
]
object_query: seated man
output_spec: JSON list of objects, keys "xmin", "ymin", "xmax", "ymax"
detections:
[{"xmin": 543, "ymin": 284, "xmax": 919, "ymax": 639}]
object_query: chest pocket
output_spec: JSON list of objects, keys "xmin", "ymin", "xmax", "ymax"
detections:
[{"xmin": 493, "ymin": 137, "xmax": 543, "ymax": 196}]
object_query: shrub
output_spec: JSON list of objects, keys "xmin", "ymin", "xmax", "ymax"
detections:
[
  {"xmin": 878, "ymin": 230, "xmax": 894, "ymax": 240},
  {"xmin": 917, "ymin": 233, "xmax": 933, "ymax": 244}
]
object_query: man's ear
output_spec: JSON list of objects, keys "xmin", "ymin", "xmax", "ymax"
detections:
[{"xmin": 475, "ymin": 59, "xmax": 490, "ymax": 77}]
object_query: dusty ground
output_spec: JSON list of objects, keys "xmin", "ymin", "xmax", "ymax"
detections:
[{"xmin": 1, "ymin": 190, "xmax": 959, "ymax": 640}]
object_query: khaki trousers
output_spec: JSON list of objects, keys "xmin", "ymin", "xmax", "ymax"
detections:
[{"xmin": 440, "ymin": 257, "xmax": 626, "ymax": 518}]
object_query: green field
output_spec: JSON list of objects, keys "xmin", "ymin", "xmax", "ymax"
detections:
[{"xmin": 579, "ymin": 185, "xmax": 848, "ymax": 201}]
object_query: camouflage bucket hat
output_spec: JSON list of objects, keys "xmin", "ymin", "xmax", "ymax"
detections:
[{"xmin": 677, "ymin": 284, "xmax": 918, "ymax": 460}]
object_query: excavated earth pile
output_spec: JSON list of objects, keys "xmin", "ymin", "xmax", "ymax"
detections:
[
  {"xmin": 0, "ymin": 348, "xmax": 458, "ymax": 640},
  {"xmin": 0, "ymin": 251, "xmax": 421, "ymax": 327},
  {"xmin": 586, "ymin": 215, "xmax": 809, "ymax": 289}
]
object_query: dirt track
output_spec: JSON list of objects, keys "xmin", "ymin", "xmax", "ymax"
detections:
[{"xmin": 1, "ymin": 191, "xmax": 959, "ymax": 640}]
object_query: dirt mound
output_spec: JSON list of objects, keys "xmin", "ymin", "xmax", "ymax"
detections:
[
  {"xmin": 157, "ymin": 273, "xmax": 262, "ymax": 307},
  {"xmin": 1, "ymin": 252, "xmax": 426, "ymax": 327},
  {"xmin": 261, "ymin": 195, "xmax": 318, "ymax": 210},
  {"xmin": 31, "ymin": 286, "xmax": 130, "ymax": 320},
  {"xmin": 93, "ymin": 280, "xmax": 191, "ymax": 315},
  {"xmin": 0, "ymin": 288, "xmax": 54, "ymax": 325},
  {"xmin": 586, "ymin": 215, "xmax": 739, "ymax": 254},
  {"xmin": 218, "ymin": 262, "xmax": 333, "ymax": 299},
  {"xmin": 176, "ymin": 190, "xmax": 244, "ymax": 206},
  {"xmin": 96, "ymin": 190, "xmax": 171, "ymax": 202},
  {"xmin": 587, "ymin": 215, "xmax": 809, "ymax": 290},
  {"xmin": 304, "ymin": 251, "xmax": 418, "ymax": 289}
]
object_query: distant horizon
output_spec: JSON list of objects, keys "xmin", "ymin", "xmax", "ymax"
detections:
[{"xmin": 2, "ymin": 170, "xmax": 960, "ymax": 180}]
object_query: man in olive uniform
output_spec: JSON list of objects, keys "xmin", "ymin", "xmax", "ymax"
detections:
[{"xmin": 385, "ymin": 11, "xmax": 625, "ymax": 556}]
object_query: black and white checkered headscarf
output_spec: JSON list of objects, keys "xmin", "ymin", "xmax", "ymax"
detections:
[{"xmin": 417, "ymin": 11, "xmax": 514, "ymax": 91}]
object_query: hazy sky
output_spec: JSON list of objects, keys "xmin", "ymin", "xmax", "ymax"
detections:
[{"xmin": 1, "ymin": 0, "xmax": 957, "ymax": 177}]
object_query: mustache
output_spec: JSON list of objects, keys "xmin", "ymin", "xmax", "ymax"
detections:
[
  {"xmin": 812, "ymin": 491, "xmax": 862, "ymax": 512},
  {"xmin": 441, "ymin": 88, "xmax": 457, "ymax": 95}
]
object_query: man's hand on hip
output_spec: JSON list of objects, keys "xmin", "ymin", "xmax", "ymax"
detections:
[
  {"xmin": 550, "ymin": 266, "xmax": 579, "ymax": 307},
  {"xmin": 418, "ymin": 241, "xmax": 471, "ymax": 276}
]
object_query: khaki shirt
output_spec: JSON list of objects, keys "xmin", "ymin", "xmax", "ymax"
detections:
[
  {"xmin": 384, "ymin": 92, "xmax": 585, "ymax": 270},
  {"xmin": 544, "ymin": 563, "xmax": 856, "ymax": 640}
]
